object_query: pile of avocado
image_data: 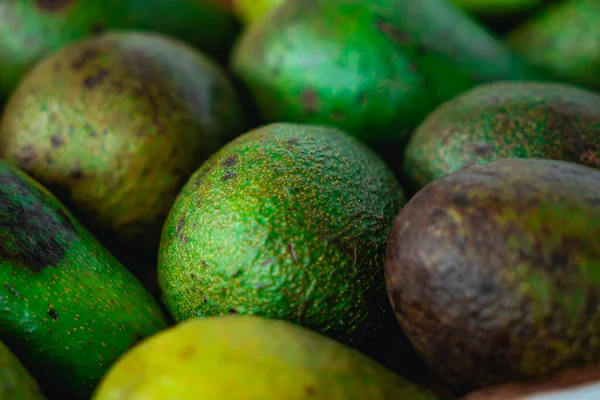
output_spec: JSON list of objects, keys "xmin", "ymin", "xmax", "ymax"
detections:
[{"xmin": 0, "ymin": 0, "xmax": 599, "ymax": 399}]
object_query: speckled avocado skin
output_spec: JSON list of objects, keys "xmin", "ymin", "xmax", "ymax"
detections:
[
  {"xmin": 403, "ymin": 81, "xmax": 600, "ymax": 189},
  {"xmin": 0, "ymin": 0, "xmax": 238, "ymax": 101},
  {"xmin": 0, "ymin": 340, "xmax": 45, "ymax": 400},
  {"xmin": 159, "ymin": 123, "xmax": 405, "ymax": 347},
  {"xmin": 386, "ymin": 158, "xmax": 600, "ymax": 393},
  {"xmin": 0, "ymin": 159, "xmax": 168, "ymax": 398},
  {"xmin": 231, "ymin": 0, "xmax": 541, "ymax": 145},
  {"xmin": 0, "ymin": 31, "xmax": 244, "ymax": 255},
  {"xmin": 507, "ymin": 0, "xmax": 600, "ymax": 91}
]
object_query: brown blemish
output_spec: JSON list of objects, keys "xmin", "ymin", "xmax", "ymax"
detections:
[
  {"xmin": 83, "ymin": 68, "xmax": 109, "ymax": 89},
  {"xmin": 18, "ymin": 145, "xmax": 38, "ymax": 168},
  {"xmin": 90, "ymin": 23, "xmax": 105, "ymax": 35},
  {"xmin": 301, "ymin": 89, "xmax": 320, "ymax": 114},
  {"xmin": 48, "ymin": 308, "xmax": 59, "ymax": 320},
  {"xmin": 288, "ymin": 137, "xmax": 299, "ymax": 144},
  {"xmin": 305, "ymin": 386, "xmax": 315, "ymax": 396},
  {"xmin": 375, "ymin": 17, "xmax": 410, "ymax": 45},
  {"xmin": 35, "ymin": 0, "xmax": 73, "ymax": 13},
  {"xmin": 229, "ymin": 308, "xmax": 238, "ymax": 314},
  {"xmin": 70, "ymin": 165, "xmax": 84, "ymax": 180},
  {"xmin": 50, "ymin": 135, "xmax": 64, "ymax": 148},
  {"xmin": 221, "ymin": 155, "xmax": 238, "ymax": 167},
  {"xmin": 287, "ymin": 243, "xmax": 298, "ymax": 264},
  {"xmin": 201, "ymin": 261, "xmax": 207, "ymax": 268},
  {"xmin": 222, "ymin": 170, "xmax": 236, "ymax": 181},
  {"xmin": 176, "ymin": 218, "xmax": 185, "ymax": 234},
  {"xmin": 71, "ymin": 48, "xmax": 101, "ymax": 70},
  {"xmin": 473, "ymin": 143, "xmax": 495, "ymax": 156}
]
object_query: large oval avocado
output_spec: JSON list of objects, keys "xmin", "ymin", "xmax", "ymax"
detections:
[{"xmin": 0, "ymin": 160, "xmax": 168, "ymax": 398}]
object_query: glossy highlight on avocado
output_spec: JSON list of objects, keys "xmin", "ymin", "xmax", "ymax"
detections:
[
  {"xmin": 159, "ymin": 122, "xmax": 404, "ymax": 347},
  {"xmin": 386, "ymin": 158, "xmax": 600, "ymax": 393},
  {"xmin": 231, "ymin": 0, "xmax": 541, "ymax": 145},
  {"xmin": 0, "ymin": 160, "xmax": 168, "ymax": 398},
  {"xmin": 403, "ymin": 81, "xmax": 600, "ymax": 189},
  {"xmin": 93, "ymin": 315, "xmax": 444, "ymax": 400},
  {"xmin": 0, "ymin": 31, "xmax": 245, "ymax": 256}
]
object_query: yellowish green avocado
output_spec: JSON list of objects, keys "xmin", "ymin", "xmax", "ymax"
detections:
[
  {"xmin": 92, "ymin": 315, "xmax": 445, "ymax": 400},
  {"xmin": 232, "ymin": 0, "xmax": 284, "ymax": 25},
  {"xmin": 0, "ymin": 31, "xmax": 245, "ymax": 257},
  {"xmin": 0, "ymin": 340, "xmax": 45, "ymax": 400},
  {"xmin": 158, "ymin": 122, "xmax": 405, "ymax": 347},
  {"xmin": 0, "ymin": 159, "xmax": 168, "ymax": 398}
]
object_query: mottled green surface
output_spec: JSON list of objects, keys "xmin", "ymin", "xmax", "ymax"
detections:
[
  {"xmin": 0, "ymin": 0, "xmax": 238, "ymax": 101},
  {"xmin": 0, "ymin": 159, "xmax": 168, "ymax": 398},
  {"xmin": 231, "ymin": 0, "xmax": 541, "ymax": 145},
  {"xmin": 159, "ymin": 123, "xmax": 404, "ymax": 346},
  {"xmin": 0, "ymin": 31, "xmax": 245, "ymax": 255},
  {"xmin": 403, "ymin": 81, "xmax": 600, "ymax": 189},
  {"xmin": 507, "ymin": 0, "xmax": 600, "ymax": 90},
  {"xmin": 450, "ymin": 0, "xmax": 543, "ymax": 16},
  {"xmin": 386, "ymin": 158, "xmax": 600, "ymax": 392},
  {"xmin": 0, "ymin": 340, "xmax": 45, "ymax": 400}
]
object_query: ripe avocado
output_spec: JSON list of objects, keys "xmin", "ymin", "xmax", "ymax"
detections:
[
  {"xmin": 0, "ymin": 0, "xmax": 238, "ymax": 101},
  {"xmin": 385, "ymin": 158, "xmax": 600, "ymax": 393},
  {"xmin": 507, "ymin": 0, "xmax": 600, "ymax": 91},
  {"xmin": 231, "ymin": 0, "xmax": 541, "ymax": 145},
  {"xmin": 403, "ymin": 81, "xmax": 600, "ymax": 189},
  {"xmin": 0, "ymin": 159, "xmax": 168, "ymax": 398},
  {"xmin": 0, "ymin": 340, "xmax": 45, "ymax": 400},
  {"xmin": 0, "ymin": 31, "xmax": 245, "ymax": 258},
  {"xmin": 158, "ymin": 122, "xmax": 405, "ymax": 347},
  {"xmin": 92, "ymin": 315, "xmax": 445, "ymax": 400}
]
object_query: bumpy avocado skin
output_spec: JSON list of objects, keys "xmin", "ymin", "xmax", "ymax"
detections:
[
  {"xmin": 0, "ymin": 0, "xmax": 238, "ymax": 101},
  {"xmin": 403, "ymin": 81, "xmax": 600, "ymax": 189},
  {"xmin": 159, "ymin": 123, "xmax": 404, "ymax": 346},
  {"xmin": 386, "ymin": 158, "xmax": 600, "ymax": 392},
  {"xmin": 0, "ymin": 31, "xmax": 244, "ymax": 256},
  {"xmin": 507, "ymin": 0, "xmax": 600, "ymax": 91},
  {"xmin": 0, "ymin": 159, "xmax": 168, "ymax": 398},
  {"xmin": 231, "ymin": 0, "xmax": 541, "ymax": 144},
  {"xmin": 0, "ymin": 340, "xmax": 45, "ymax": 400},
  {"xmin": 93, "ymin": 316, "xmax": 445, "ymax": 400}
]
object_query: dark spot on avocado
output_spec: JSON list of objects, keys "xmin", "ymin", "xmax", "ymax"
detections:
[
  {"xmin": 0, "ymin": 168, "xmax": 77, "ymax": 272},
  {"xmin": 90, "ymin": 23, "xmax": 105, "ymax": 35},
  {"xmin": 18, "ymin": 145, "xmax": 38, "ymax": 168},
  {"xmin": 229, "ymin": 308, "xmax": 238, "ymax": 314},
  {"xmin": 375, "ymin": 17, "xmax": 410, "ymax": 45},
  {"xmin": 305, "ymin": 386, "xmax": 315, "ymax": 396},
  {"xmin": 222, "ymin": 170, "xmax": 236, "ymax": 181},
  {"xmin": 221, "ymin": 155, "xmax": 238, "ymax": 167},
  {"xmin": 70, "ymin": 166, "xmax": 84, "ymax": 181},
  {"xmin": 473, "ymin": 143, "xmax": 496, "ymax": 156},
  {"xmin": 176, "ymin": 218, "xmax": 185, "ymax": 234},
  {"xmin": 453, "ymin": 194, "xmax": 471, "ymax": 206},
  {"xmin": 201, "ymin": 261, "xmax": 207, "ymax": 268},
  {"xmin": 288, "ymin": 137, "xmax": 299, "ymax": 144},
  {"xmin": 50, "ymin": 135, "xmax": 64, "ymax": 148},
  {"xmin": 287, "ymin": 243, "xmax": 298, "ymax": 264},
  {"xmin": 71, "ymin": 49, "xmax": 102, "ymax": 70},
  {"xmin": 83, "ymin": 68, "xmax": 109, "ymax": 89},
  {"xmin": 301, "ymin": 89, "xmax": 319, "ymax": 114},
  {"xmin": 48, "ymin": 308, "xmax": 59, "ymax": 320},
  {"xmin": 35, "ymin": 0, "xmax": 72, "ymax": 12}
]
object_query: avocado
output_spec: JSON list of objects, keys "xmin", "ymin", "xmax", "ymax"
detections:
[
  {"xmin": 385, "ymin": 158, "xmax": 600, "ymax": 393},
  {"xmin": 0, "ymin": 31, "xmax": 245, "ymax": 259},
  {"xmin": 232, "ymin": 0, "xmax": 284, "ymax": 25},
  {"xmin": 92, "ymin": 315, "xmax": 445, "ymax": 400},
  {"xmin": 449, "ymin": 0, "xmax": 543, "ymax": 17},
  {"xmin": 158, "ymin": 122, "xmax": 404, "ymax": 347},
  {"xmin": 507, "ymin": 0, "xmax": 600, "ymax": 91},
  {"xmin": 0, "ymin": 340, "xmax": 45, "ymax": 400},
  {"xmin": 0, "ymin": 0, "xmax": 238, "ymax": 102},
  {"xmin": 403, "ymin": 81, "xmax": 600, "ymax": 189},
  {"xmin": 230, "ymin": 0, "xmax": 542, "ymax": 145},
  {"xmin": 0, "ymin": 159, "xmax": 168, "ymax": 398}
]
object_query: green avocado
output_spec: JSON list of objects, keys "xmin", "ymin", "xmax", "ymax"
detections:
[
  {"xmin": 158, "ymin": 122, "xmax": 405, "ymax": 347},
  {"xmin": 403, "ymin": 81, "xmax": 600, "ymax": 189},
  {"xmin": 231, "ymin": 0, "xmax": 542, "ymax": 145},
  {"xmin": 0, "ymin": 31, "xmax": 245, "ymax": 258},
  {"xmin": 385, "ymin": 158, "xmax": 600, "ymax": 393},
  {"xmin": 0, "ymin": 0, "xmax": 238, "ymax": 101},
  {"xmin": 507, "ymin": 0, "xmax": 600, "ymax": 91},
  {"xmin": 0, "ymin": 159, "xmax": 168, "ymax": 398},
  {"xmin": 0, "ymin": 340, "xmax": 45, "ymax": 400},
  {"xmin": 92, "ymin": 315, "xmax": 446, "ymax": 400}
]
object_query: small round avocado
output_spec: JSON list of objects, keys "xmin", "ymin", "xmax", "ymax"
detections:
[
  {"xmin": 231, "ymin": 0, "xmax": 541, "ymax": 145},
  {"xmin": 507, "ymin": 0, "xmax": 600, "ymax": 91},
  {"xmin": 403, "ymin": 81, "xmax": 600, "ymax": 189},
  {"xmin": 386, "ymin": 158, "xmax": 600, "ymax": 392},
  {"xmin": 0, "ymin": 0, "xmax": 238, "ymax": 101},
  {"xmin": 0, "ymin": 31, "xmax": 245, "ymax": 256},
  {"xmin": 0, "ymin": 340, "xmax": 45, "ymax": 400},
  {"xmin": 158, "ymin": 122, "xmax": 405, "ymax": 347},
  {"xmin": 92, "ymin": 315, "xmax": 443, "ymax": 400}
]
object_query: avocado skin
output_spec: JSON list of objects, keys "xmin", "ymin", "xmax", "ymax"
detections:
[
  {"xmin": 231, "ymin": 0, "xmax": 541, "ymax": 145},
  {"xmin": 0, "ymin": 159, "xmax": 168, "ymax": 398},
  {"xmin": 507, "ymin": 0, "xmax": 600, "ymax": 91},
  {"xmin": 159, "ymin": 122, "xmax": 404, "ymax": 347},
  {"xmin": 403, "ymin": 81, "xmax": 600, "ymax": 189},
  {"xmin": 0, "ymin": 0, "xmax": 238, "ymax": 102},
  {"xmin": 450, "ymin": 0, "xmax": 543, "ymax": 16},
  {"xmin": 385, "ymin": 158, "xmax": 600, "ymax": 393},
  {"xmin": 0, "ymin": 340, "xmax": 45, "ymax": 400},
  {"xmin": 0, "ymin": 31, "xmax": 244, "ymax": 258}
]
